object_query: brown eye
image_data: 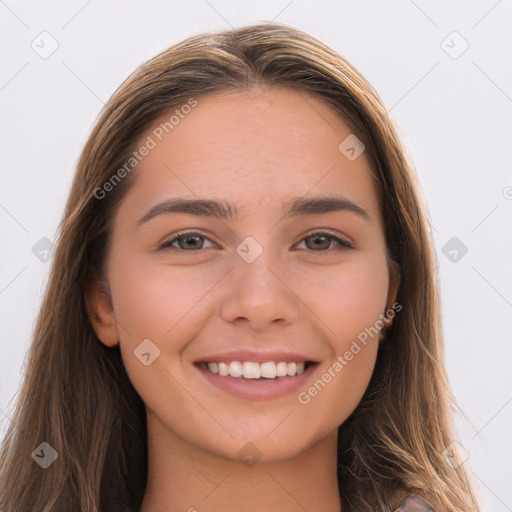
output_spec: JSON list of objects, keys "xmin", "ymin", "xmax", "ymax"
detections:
[
  {"xmin": 305, "ymin": 234, "xmax": 331, "ymax": 250},
  {"xmin": 176, "ymin": 234, "xmax": 204, "ymax": 250},
  {"xmin": 297, "ymin": 232, "xmax": 354, "ymax": 251},
  {"xmin": 159, "ymin": 232, "xmax": 217, "ymax": 251}
]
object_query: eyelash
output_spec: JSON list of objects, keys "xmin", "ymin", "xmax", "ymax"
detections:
[{"xmin": 158, "ymin": 230, "xmax": 354, "ymax": 253}]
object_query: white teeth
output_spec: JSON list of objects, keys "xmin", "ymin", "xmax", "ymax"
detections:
[
  {"xmin": 229, "ymin": 361, "xmax": 243, "ymax": 378},
  {"xmin": 242, "ymin": 362, "xmax": 261, "ymax": 379},
  {"xmin": 201, "ymin": 360, "xmax": 309, "ymax": 379},
  {"xmin": 260, "ymin": 361, "xmax": 276, "ymax": 378},
  {"xmin": 286, "ymin": 362, "xmax": 297, "ymax": 376},
  {"xmin": 218, "ymin": 362, "xmax": 229, "ymax": 376},
  {"xmin": 276, "ymin": 361, "xmax": 288, "ymax": 377}
]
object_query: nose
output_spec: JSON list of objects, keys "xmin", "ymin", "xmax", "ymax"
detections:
[{"xmin": 219, "ymin": 249, "xmax": 300, "ymax": 331}]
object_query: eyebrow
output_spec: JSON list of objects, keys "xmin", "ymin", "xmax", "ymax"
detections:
[{"xmin": 137, "ymin": 194, "xmax": 370, "ymax": 226}]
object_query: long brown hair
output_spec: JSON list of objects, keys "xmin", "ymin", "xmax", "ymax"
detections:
[{"xmin": 0, "ymin": 23, "xmax": 481, "ymax": 511}]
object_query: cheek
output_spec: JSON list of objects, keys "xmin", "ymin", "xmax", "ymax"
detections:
[
  {"xmin": 293, "ymin": 255, "xmax": 388, "ymax": 422},
  {"xmin": 108, "ymin": 252, "xmax": 215, "ymax": 343},
  {"xmin": 107, "ymin": 252, "xmax": 217, "ymax": 409},
  {"xmin": 297, "ymin": 252, "xmax": 390, "ymax": 344}
]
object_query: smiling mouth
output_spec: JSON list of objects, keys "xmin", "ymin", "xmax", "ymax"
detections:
[{"xmin": 195, "ymin": 360, "xmax": 316, "ymax": 380}]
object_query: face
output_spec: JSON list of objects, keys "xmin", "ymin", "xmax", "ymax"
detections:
[{"xmin": 91, "ymin": 86, "xmax": 399, "ymax": 463}]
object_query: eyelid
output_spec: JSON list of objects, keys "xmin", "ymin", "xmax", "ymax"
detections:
[
  {"xmin": 295, "ymin": 229, "xmax": 354, "ymax": 250},
  {"xmin": 158, "ymin": 229, "xmax": 354, "ymax": 252},
  {"xmin": 158, "ymin": 230, "xmax": 219, "ymax": 251}
]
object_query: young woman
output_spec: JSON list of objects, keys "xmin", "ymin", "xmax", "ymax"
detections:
[{"xmin": 0, "ymin": 23, "xmax": 481, "ymax": 512}]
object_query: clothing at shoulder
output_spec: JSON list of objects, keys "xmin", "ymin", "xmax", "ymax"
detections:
[{"xmin": 395, "ymin": 494, "xmax": 437, "ymax": 512}]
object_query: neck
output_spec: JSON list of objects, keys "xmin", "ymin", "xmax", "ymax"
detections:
[{"xmin": 140, "ymin": 411, "xmax": 342, "ymax": 512}]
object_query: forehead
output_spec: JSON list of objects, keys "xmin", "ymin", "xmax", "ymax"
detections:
[{"xmin": 121, "ymin": 86, "xmax": 381, "ymax": 224}]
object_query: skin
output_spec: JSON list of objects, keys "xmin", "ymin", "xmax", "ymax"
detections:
[{"xmin": 90, "ymin": 86, "xmax": 400, "ymax": 512}]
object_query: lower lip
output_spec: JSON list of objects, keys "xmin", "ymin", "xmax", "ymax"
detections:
[{"xmin": 195, "ymin": 364, "xmax": 317, "ymax": 401}]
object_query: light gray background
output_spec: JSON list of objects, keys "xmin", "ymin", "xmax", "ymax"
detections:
[{"xmin": 1, "ymin": 1, "xmax": 511, "ymax": 510}]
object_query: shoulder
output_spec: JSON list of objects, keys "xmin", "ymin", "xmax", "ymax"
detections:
[{"xmin": 395, "ymin": 493, "xmax": 437, "ymax": 512}]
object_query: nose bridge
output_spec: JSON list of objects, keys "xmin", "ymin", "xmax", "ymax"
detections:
[
  {"xmin": 235, "ymin": 237, "xmax": 285, "ymax": 299},
  {"xmin": 237, "ymin": 248, "xmax": 278, "ymax": 293},
  {"xmin": 219, "ymin": 235, "xmax": 299, "ymax": 328}
]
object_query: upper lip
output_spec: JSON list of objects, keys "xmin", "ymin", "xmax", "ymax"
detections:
[{"xmin": 194, "ymin": 350, "xmax": 318, "ymax": 364}]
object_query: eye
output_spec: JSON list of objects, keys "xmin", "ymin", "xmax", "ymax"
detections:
[
  {"xmin": 158, "ymin": 230, "xmax": 354, "ymax": 253},
  {"xmin": 295, "ymin": 231, "xmax": 354, "ymax": 251},
  {"xmin": 159, "ymin": 231, "xmax": 219, "ymax": 251}
]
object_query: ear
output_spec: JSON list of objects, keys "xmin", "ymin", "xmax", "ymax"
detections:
[
  {"xmin": 386, "ymin": 260, "xmax": 401, "ymax": 308},
  {"xmin": 86, "ymin": 279, "xmax": 120, "ymax": 348},
  {"xmin": 383, "ymin": 260, "xmax": 401, "ymax": 327}
]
